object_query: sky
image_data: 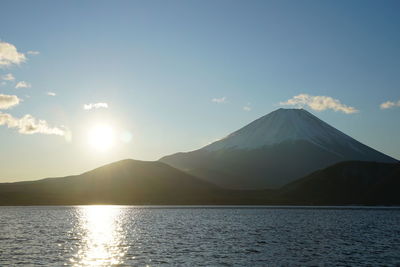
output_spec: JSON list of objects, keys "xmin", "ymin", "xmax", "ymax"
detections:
[{"xmin": 0, "ymin": 0, "xmax": 399, "ymax": 181}]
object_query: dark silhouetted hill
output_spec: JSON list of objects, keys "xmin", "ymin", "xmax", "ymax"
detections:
[
  {"xmin": 1, "ymin": 160, "xmax": 399, "ymax": 205},
  {"xmin": 278, "ymin": 161, "xmax": 400, "ymax": 205},
  {"xmin": 0, "ymin": 159, "xmax": 228, "ymax": 205}
]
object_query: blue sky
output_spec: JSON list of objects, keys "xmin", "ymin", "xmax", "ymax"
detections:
[{"xmin": 0, "ymin": 0, "xmax": 399, "ymax": 181}]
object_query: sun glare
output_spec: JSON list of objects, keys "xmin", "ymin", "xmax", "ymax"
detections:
[
  {"xmin": 72, "ymin": 206, "xmax": 127, "ymax": 266},
  {"xmin": 88, "ymin": 125, "xmax": 115, "ymax": 151}
]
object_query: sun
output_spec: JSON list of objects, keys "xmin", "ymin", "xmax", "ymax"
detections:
[{"xmin": 88, "ymin": 125, "xmax": 115, "ymax": 152}]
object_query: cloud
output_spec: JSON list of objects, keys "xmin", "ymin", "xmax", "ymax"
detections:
[
  {"xmin": 15, "ymin": 81, "xmax": 31, "ymax": 88},
  {"xmin": 243, "ymin": 102, "xmax": 251, "ymax": 111},
  {"xmin": 0, "ymin": 42, "xmax": 70, "ymax": 140},
  {"xmin": 46, "ymin": 92, "xmax": 56, "ymax": 96},
  {"xmin": 0, "ymin": 112, "xmax": 69, "ymax": 138},
  {"xmin": 212, "ymin": 96, "xmax": 227, "ymax": 104},
  {"xmin": 380, "ymin": 99, "xmax": 400, "ymax": 109},
  {"xmin": 280, "ymin": 94, "xmax": 358, "ymax": 114},
  {"xmin": 83, "ymin": 102, "xmax": 108, "ymax": 110},
  {"xmin": 0, "ymin": 41, "xmax": 26, "ymax": 67},
  {"xmin": 27, "ymin": 50, "xmax": 40, "ymax": 55},
  {"xmin": 0, "ymin": 94, "xmax": 20, "ymax": 109},
  {"xmin": 1, "ymin": 73, "xmax": 15, "ymax": 81}
]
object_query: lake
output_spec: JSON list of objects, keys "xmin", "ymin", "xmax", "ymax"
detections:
[{"xmin": 0, "ymin": 206, "xmax": 399, "ymax": 266}]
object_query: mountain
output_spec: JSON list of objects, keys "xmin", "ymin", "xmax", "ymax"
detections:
[
  {"xmin": 1, "ymin": 159, "xmax": 399, "ymax": 206},
  {"xmin": 160, "ymin": 108, "xmax": 397, "ymax": 189},
  {"xmin": 278, "ymin": 161, "xmax": 400, "ymax": 205},
  {"xmin": 0, "ymin": 159, "xmax": 226, "ymax": 205}
]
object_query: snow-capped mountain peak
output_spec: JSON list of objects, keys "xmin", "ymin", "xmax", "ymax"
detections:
[
  {"xmin": 161, "ymin": 108, "xmax": 397, "ymax": 189},
  {"xmin": 203, "ymin": 108, "xmax": 359, "ymax": 152}
]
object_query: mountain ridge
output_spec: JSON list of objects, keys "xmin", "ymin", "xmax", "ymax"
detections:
[
  {"xmin": 0, "ymin": 159, "xmax": 225, "ymax": 205},
  {"xmin": 277, "ymin": 161, "xmax": 400, "ymax": 205},
  {"xmin": 0, "ymin": 159, "xmax": 399, "ymax": 205},
  {"xmin": 161, "ymin": 108, "xmax": 397, "ymax": 189},
  {"xmin": 1, "ymin": 108, "xmax": 398, "ymax": 205}
]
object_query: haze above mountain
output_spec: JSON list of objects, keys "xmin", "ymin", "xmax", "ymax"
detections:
[{"xmin": 161, "ymin": 108, "xmax": 397, "ymax": 189}]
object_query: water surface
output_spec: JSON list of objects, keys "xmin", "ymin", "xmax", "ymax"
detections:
[{"xmin": 1, "ymin": 206, "xmax": 399, "ymax": 266}]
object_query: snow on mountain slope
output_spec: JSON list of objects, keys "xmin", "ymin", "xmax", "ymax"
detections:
[
  {"xmin": 204, "ymin": 108, "xmax": 363, "ymax": 155},
  {"xmin": 160, "ymin": 108, "xmax": 398, "ymax": 189}
]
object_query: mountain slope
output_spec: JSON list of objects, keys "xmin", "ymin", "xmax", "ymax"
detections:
[
  {"xmin": 0, "ymin": 159, "xmax": 225, "ymax": 205},
  {"xmin": 278, "ymin": 161, "xmax": 400, "ymax": 205},
  {"xmin": 160, "ymin": 109, "xmax": 397, "ymax": 189},
  {"xmin": 1, "ymin": 159, "xmax": 399, "ymax": 205}
]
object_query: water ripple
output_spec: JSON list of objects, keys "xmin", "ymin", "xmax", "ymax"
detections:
[{"xmin": 0, "ymin": 206, "xmax": 400, "ymax": 266}]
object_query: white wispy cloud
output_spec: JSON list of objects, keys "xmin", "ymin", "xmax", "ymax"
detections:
[
  {"xmin": 15, "ymin": 81, "xmax": 31, "ymax": 89},
  {"xmin": 211, "ymin": 96, "xmax": 227, "ymax": 104},
  {"xmin": 280, "ymin": 94, "xmax": 358, "ymax": 114},
  {"xmin": 243, "ymin": 102, "xmax": 252, "ymax": 111},
  {"xmin": 46, "ymin": 92, "xmax": 56, "ymax": 96},
  {"xmin": 0, "ymin": 94, "xmax": 20, "ymax": 109},
  {"xmin": 0, "ymin": 42, "xmax": 69, "ymax": 140},
  {"xmin": 380, "ymin": 99, "xmax": 400, "ymax": 109},
  {"xmin": 1, "ymin": 73, "xmax": 15, "ymax": 81},
  {"xmin": 0, "ymin": 41, "xmax": 26, "ymax": 67},
  {"xmin": 27, "ymin": 50, "xmax": 40, "ymax": 55},
  {"xmin": 0, "ymin": 112, "xmax": 69, "ymax": 138},
  {"xmin": 83, "ymin": 102, "xmax": 108, "ymax": 110}
]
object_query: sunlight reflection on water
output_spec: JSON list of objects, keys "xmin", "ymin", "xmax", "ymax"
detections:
[
  {"xmin": 71, "ymin": 206, "xmax": 128, "ymax": 266},
  {"xmin": 1, "ymin": 207, "xmax": 400, "ymax": 266}
]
